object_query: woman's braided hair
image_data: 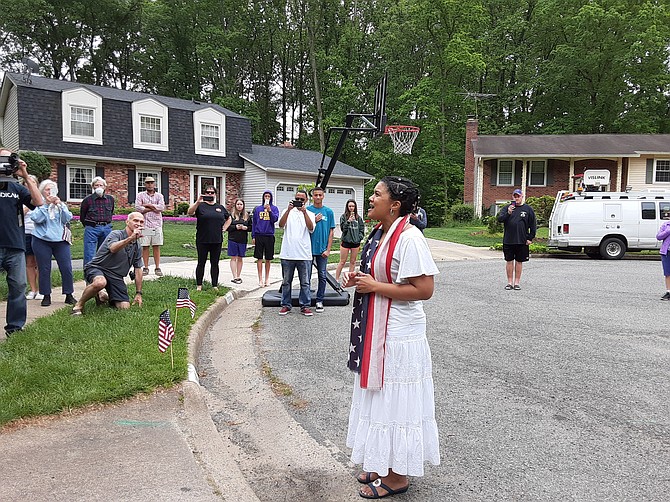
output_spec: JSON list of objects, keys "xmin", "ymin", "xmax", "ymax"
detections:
[{"xmin": 380, "ymin": 176, "xmax": 420, "ymax": 216}]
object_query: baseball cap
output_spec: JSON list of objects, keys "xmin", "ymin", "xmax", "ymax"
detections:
[
  {"xmin": 144, "ymin": 176, "xmax": 156, "ymax": 183},
  {"xmin": 512, "ymin": 189, "xmax": 523, "ymax": 196}
]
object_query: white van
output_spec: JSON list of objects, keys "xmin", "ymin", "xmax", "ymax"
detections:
[{"xmin": 548, "ymin": 190, "xmax": 670, "ymax": 259}]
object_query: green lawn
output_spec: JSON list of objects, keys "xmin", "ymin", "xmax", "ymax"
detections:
[
  {"xmin": 425, "ymin": 225, "xmax": 548, "ymax": 248},
  {"xmin": 0, "ymin": 276, "xmax": 225, "ymax": 427}
]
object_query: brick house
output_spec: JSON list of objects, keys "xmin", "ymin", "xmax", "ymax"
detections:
[
  {"xmin": 0, "ymin": 72, "xmax": 371, "ymax": 212},
  {"xmin": 465, "ymin": 117, "xmax": 670, "ymax": 217}
]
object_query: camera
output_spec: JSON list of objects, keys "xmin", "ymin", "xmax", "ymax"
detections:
[
  {"xmin": 202, "ymin": 195, "xmax": 214, "ymax": 202},
  {"xmin": 292, "ymin": 199, "xmax": 303, "ymax": 208},
  {"xmin": 0, "ymin": 153, "xmax": 20, "ymax": 176}
]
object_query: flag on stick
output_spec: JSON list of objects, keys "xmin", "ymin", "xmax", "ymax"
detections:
[
  {"xmin": 158, "ymin": 309, "xmax": 175, "ymax": 353},
  {"xmin": 176, "ymin": 287, "xmax": 196, "ymax": 318}
]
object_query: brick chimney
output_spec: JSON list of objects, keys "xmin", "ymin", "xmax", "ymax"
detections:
[{"xmin": 463, "ymin": 116, "xmax": 478, "ymax": 205}]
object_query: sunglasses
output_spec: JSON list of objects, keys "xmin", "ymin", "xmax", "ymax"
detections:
[{"xmin": 295, "ymin": 197, "xmax": 306, "ymax": 201}]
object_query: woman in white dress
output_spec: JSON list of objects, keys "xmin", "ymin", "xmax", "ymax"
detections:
[{"xmin": 341, "ymin": 176, "xmax": 440, "ymax": 499}]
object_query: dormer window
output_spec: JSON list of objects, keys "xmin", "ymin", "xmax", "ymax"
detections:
[
  {"xmin": 194, "ymin": 108, "xmax": 226, "ymax": 157},
  {"xmin": 132, "ymin": 98, "xmax": 169, "ymax": 151},
  {"xmin": 61, "ymin": 88, "xmax": 103, "ymax": 145}
]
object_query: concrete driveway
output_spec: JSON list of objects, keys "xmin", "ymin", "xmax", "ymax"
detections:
[{"xmin": 199, "ymin": 256, "xmax": 669, "ymax": 501}]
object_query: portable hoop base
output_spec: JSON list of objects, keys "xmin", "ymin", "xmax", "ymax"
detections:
[{"xmin": 385, "ymin": 125, "xmax": 420, "ymax": 154}]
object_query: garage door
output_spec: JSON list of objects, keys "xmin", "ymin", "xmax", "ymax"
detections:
[{"xmin": 275, "ymin": 184, "xmax": 357, "ymax": 220}]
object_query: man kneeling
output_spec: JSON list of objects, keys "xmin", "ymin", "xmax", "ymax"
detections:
[{"xmin": 72, "ymin": 212, "xmax": 145, "ymax": 315}]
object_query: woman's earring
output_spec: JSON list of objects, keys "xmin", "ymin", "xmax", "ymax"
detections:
[{"xmin": 390, "ymin": 209, "xmax": 394, "ymax": 216}]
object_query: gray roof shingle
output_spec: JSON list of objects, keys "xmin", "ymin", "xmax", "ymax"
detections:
[
  {"xmin": 6, "ymin": 72, "xmax": 245, "ymax": 118},
  {"xmin": 241, "ymin": 145, "xmax": 371, "ymax": 178},
  {"xmin": 473, "ymin": 134, "xmax": 670, "ymax": 158}
]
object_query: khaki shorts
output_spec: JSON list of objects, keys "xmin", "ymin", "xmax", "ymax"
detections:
[{"xmin": 140, "ymin": 226, "xmax": 164, "ymax": 247}]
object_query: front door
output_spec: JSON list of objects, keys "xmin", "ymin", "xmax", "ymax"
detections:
[{"xmin": 192, "ymin": 174, "xmax": 223, "ymax": 204}]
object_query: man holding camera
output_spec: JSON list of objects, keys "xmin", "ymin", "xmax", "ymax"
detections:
[
  {"xmin": 0, "ymin": 149, "xmax": 43, "ymax": 337},
  {"xmin": 497, "ymin": 188, "xmax": 537, "ymax": 290},
  {"xmin": 278, "ymin": 189, "xmax": 315, "ymax": 316},
  {"xmin": 71, "ymin": 212, "xmax": 145, "ymax": 315}
]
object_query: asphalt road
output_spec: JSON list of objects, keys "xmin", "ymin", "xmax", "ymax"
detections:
[{"xmin": 253, "ymin": 258, "xmax": 670, "ymax": 501}]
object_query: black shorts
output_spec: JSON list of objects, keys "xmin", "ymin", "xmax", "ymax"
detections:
[
  {"xmin": 84, "ymin": 266, "xmax": 130, "ymax": 304},
  {"xmin": 253, "ymin": 235, "xmax": 275, "ymax": 260},
  {"xmin": 503, "ymin": 244, "xmax": 530, "ymax": 263},
  {"xmin": 340, "ymin": 241, "xmax": 361, "ymax": 249}
]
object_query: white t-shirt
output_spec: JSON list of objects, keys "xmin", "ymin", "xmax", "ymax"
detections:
[
  {"xmin": 279, "ymin": 208, "xmax": 316, "ymax": 260},
  {"xmin": 386, "ymin": 226, "xmax": 440, "ymax": 326}
]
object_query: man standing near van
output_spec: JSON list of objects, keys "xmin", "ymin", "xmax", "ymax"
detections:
[{"xmin": 497, "ymin": 188, "xmax": 536, "ymax": 290}]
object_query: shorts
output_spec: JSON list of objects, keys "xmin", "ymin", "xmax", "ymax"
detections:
[
  {"xmin": 84, "ymin": 266, "xmax": 130, "ymax": 304},
  {"xmin": 340, "ymin": 241, "xmax": 361, "ymax": 249},
  {"xmin": 253, "ymin": 234, "xmax": 275, "ymax": 260},
  {"xmin": 503, "ymin": 244, "xmax": 530, "ymax": 262},
  {"xmin": 140, "ymin": 226, "xmax": 164, "ymax": 247},
  {"xmin": 662, "ymin": 253, "xmax": 670, "ymax": 276},
  {"xmin": 25, "ymin": 234, "xmax": 34, "ymax": 256},
  {"xmin": 227, "ymin": 240, "xmax": 247, "ymax": 257}
]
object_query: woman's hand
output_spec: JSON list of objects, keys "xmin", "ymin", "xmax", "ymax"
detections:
[
  {"xmin": 353, "ymin": 273, "xmax": 377, "ymax": 294},
  {"xmin": 340, "ymin": 271, "xmax": 359, "ymax": 288}
]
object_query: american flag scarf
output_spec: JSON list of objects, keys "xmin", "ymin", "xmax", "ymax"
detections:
[{"xmin": 348, "ymin": 215, "xmax": 409, "ymax": 390}]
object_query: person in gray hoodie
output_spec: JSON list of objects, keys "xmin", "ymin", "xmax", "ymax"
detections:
[{"xmin": 252, "ymin": 190, "xmax": 279, "ymax": 287}]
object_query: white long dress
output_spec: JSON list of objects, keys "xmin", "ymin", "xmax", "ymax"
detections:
[{"xmin": 346, "ymin": 227, "xmax": 441, "ymax": 477}]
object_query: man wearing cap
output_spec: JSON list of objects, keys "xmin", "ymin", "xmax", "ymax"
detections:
[
  {"xmin": 80, "ymin": 176, "xmax": 115, "ymax": 265},
  {"xmin": 135, "ymin": 176, "xmax": 166, "ymax": 276},
  {"xmin": 497, "ymin": 188, "xmax": 537, "ymax": 290}
]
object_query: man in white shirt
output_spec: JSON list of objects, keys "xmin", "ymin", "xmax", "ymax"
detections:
[
  {"xmin": 278, "ymin": 189, "xmax": 315, "ymax": 316},
  {"xmin": 135, "ymin": 176, "xmax": 166, "ymax": 276}
]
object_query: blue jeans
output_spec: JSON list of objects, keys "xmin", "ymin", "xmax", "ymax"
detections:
[
  {"xmin": 83, "ymin": 224, "xmax": 112, "ymax": 265},
  {"xmin": 309, "ymin": 255, "xmax": 328, "ymax": 303},
  {"xmin": 280, "ymin": 259, "xmax": 311, "ymax": 308},
  {"xmin": 0, "ymin": 247, "xmax": 27, "ymax": 333},
  {"xmin": 32, "ymin": 237, "xmax": 74, "ymax": 295}
]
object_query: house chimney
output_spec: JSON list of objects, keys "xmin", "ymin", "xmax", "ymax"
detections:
[{"xmin": 463, "ymin": 116, "xmax": 478, "ymax": 205}]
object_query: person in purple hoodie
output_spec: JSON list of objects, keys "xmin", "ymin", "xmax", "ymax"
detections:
[
  {"xmin": 252, "ymin": 190, "xmax": 279, "ymax": 287},
  {"xmin": 656, "ymin": 209, "xmax": 670, "ymax": 300}
]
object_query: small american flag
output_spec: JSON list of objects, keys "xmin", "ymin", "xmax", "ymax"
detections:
[
  {"xmin": 176, "ymin": 287, "xmax": 196, "ymax": 318},
  {"xmin": 158, "ymin": 309, "xmax": 175, "ymax": 353}
]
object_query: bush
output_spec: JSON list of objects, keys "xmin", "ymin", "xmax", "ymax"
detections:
[
  {"xmin": 486, "ymin": 215, "xmax": 503, "ymax": 234},
  {"xmin": 175, "ymin": 202, "xmax": 190, "ymax": 216},
  {"xmin": 525, "ymin": 195, "xmax": 555, "ymax": 226},
  {"xmin": 450, "ymin": 203, "xmax": 475, "ymax": 222},
  {"xmin": 19, "ymin": 151, "xmax": 52, "ymax": 181}
]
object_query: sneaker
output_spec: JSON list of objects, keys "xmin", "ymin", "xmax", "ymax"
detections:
[
  {"xmin": 315, "ymin": 302, "xmax": 324, "ymax": 313},
  {"xmin": 25, "ymin": 291, "xmax": 36, "ymax": 300},
  {"xmin": 40, "ymin": 294, "xmax": 51, "ymax": 307},
  {"xmin": 34, "ymin": 293, "xmax": 44, "ymax": 301},
  {"xmin": 661, "ymin": 292, "xmax": 670, "ymax": 301},
  {"xmin": 279, "ymin": 306, "xmax": 291, "ymax": 316},
  {"xmin": 154, "ymin": 268, "xmax": 163, "ymax": 277},
  {"xmin": 142, "ymin": 267, "xmax": 150, "ymax": 275},
  {"xmin": 64, "ymin": 294, "xmax": 77, "ymax": 305},
  {"xmin": 301, "ymin": 307, "xmax": 314, "ymax": 316}
]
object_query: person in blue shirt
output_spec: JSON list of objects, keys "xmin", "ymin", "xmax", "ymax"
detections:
[
  {"xmin": 30, "ymin": 180, "xmax": 76, "ymax": 307},
  {"xmin": 0, "ymin": 149, "xmax": 42, "ymax": 337},
  {"xmin": 307, "ymin": 186, "xmax": 335, "ymax": 313}
]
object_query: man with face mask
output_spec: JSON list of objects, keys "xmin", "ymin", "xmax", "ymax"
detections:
[{"xmin": 80, "ymin": 176, "xmax": 115, "ymax": 265}]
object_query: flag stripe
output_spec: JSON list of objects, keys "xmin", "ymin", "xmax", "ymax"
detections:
[{"xmin": 158, "ymin": 309, "xmax": 175, "ymax": 353}]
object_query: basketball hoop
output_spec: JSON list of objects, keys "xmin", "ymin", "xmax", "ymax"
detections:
[{"xmin": 385, "ymin": 125, "xmax": 420, "ymax": 155}]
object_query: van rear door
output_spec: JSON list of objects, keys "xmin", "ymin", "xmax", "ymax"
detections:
[{"xmin": 639, "ymin": 201, "xmax": 662, "ymax": 249}]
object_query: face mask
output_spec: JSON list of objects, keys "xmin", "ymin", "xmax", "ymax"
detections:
[{"xmin": 94, "ymin": 187, "xmax": 104, "ymax": 197}]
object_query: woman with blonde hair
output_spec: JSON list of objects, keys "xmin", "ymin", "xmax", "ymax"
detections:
[
  {"xmin": 223, "ymin": 198, "xmax": 251, "ymax": 284},
  {"xmin": 30, "ymin": 180, "xmax": 76, "ymax": 307},
  {"xmin": 22, "ymin": 175, "xmax": 42, "ymax": 300}
]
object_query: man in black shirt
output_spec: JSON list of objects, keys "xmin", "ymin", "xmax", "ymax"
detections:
[
  {"xmin": 0, "ymin": 149, "xmax": 42, "ymax": 337},
  {"xmin": 497, "ymin": 188, "xmax": 537, "ymax": 290}
]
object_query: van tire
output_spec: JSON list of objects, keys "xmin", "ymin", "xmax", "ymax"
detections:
[{"xmin": 599, "ymin": 237, "xmax": 626, "ymax": 260}]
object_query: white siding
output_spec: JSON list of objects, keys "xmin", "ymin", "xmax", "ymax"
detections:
[
  {"xmin": 2, "ymin": 86, "xmax": 20, "ymax": 150},
  {"xmin": 241, "ymin": 160, "xmax": 270, "ymax": 206}
]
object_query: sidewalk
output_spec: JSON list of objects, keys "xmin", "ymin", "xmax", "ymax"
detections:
[{"xmin": 0, "ymin": 240, "xmax": 499, "ymax": 501}]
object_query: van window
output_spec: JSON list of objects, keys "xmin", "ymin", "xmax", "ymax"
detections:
[{"xmin": 641, "ymin": 202, "xmax": 656, "ymax": 220}]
